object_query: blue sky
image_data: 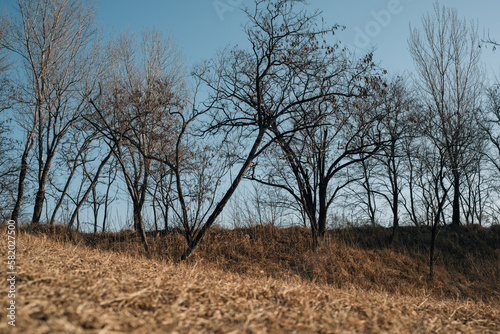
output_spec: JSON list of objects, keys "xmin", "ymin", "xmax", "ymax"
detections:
[
  {"xmin": 2, "ymin": 0, "xmax": 499, "ymax": 78},
  {"xmin": 1, "ymin": 0, "xmax": 500, "ymax": 229},
  {"xmin": 92, "ymin": 0, "xmax": 500, "ymax": 77}
]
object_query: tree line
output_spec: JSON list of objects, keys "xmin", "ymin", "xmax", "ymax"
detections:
[{"xmin": 0, "ymin": 0, "xmax": 499, "ymax": 262}]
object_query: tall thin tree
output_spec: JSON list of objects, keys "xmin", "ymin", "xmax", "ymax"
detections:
[
  {"xmin": 409, "ymin": 3, "xmax": 483, "ymax": 227},
  {"xmin": 6, "ymin": 0, "xmax": 102, "ymax": 224}
]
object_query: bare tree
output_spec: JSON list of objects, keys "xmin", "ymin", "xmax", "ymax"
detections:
[
  {"xmin": 88, "ymin": 29, "xmax": 184, "ymax": 254},
  {"xmin": 459, "ymin": 153, "xmax": 492, "ymax": 226},
  {"xmin": 148, "ymin": 163, "xmax": 175, "ymax": 232},
  {"xmin": 65, "ymin": 138, "xmax": 115, "ymax": 230},
  {"xmin": 152, "ymin": 0, "xmax": 342, "ymax": 257},
  {"xmin": 424, "ymin": 143, "xmax": 452, "ymax": 279},
  {"xmin": 0, "ymin": 122, "xmax": 16, "ymax": 220},
  {"xmin": 6, "ymin": 0, "xmax": 102, "ymax": 224},
  {"xmin": 119, "ymin": 60, "xmax": 236, "ymax": 248},
  {"xmin": 229, "ymin": 182, "xmax": 290, "ymax": 227},
  {"xmin": 347, "ymin": 153, "xmax": 379, "ymax": 226},
  {"xmin": 402, "ymin": 127, "xmax": 452, "ymax": 278},
  {"xmin": 0, "ymin": 13, "xmax": 11, "ymax": 108},
  {"xmin": 101, "ymin": 161, "xmax": 118, "ymax": 233},
  {"xmin": 409, "ymin": 3, "xmax": 483, "ymax": 227},
  {"xmin": 371, "ymin": 76, "xmax": 417, "ymax": 240},
  {"xmin": 484, "ymin": 86, "xmax": 500, "ymax": 174},
  {"xmin": 47, "ymin": 129, "xmax": 97, "ymax": 226},
  {"xmin": 188, "ymin": 0, "xmax": 385, "ymax": 250},
  {"xmin": 0, "ymin": 14, "xmax": 17, "ymax": 219},
  {"xmin": 252, "ymin": 72, "xmax": 388, "ymax": 246},
  {"xmin": 400, "ymin": 137, "xmax": 423, "ymax": 227},
  {"xmin": 480, "ymin": 85, "xmax": 500, "ymax": 226}
]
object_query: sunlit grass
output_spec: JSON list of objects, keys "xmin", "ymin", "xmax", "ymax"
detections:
[{"xmin": 0, "ymin": 227, "xmax": 498, "ymax": 333}]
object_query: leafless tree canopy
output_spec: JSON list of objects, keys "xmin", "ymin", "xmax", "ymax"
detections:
[
  {"xmin": 1, "ymin": 0, "xmax": 499, "ymax": 269},
  {"xmin": 409, "ymin": 4, "xmax": 484, "ymax": 228}
]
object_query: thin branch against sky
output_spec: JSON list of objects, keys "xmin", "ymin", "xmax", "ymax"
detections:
[{"xmin": 3, "ymin": 0, "xmax": 497, "ymax": 73}]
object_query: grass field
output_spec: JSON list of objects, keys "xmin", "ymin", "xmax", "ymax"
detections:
[{"xmin": 0, "ymin": 225, "xmax": 499, "ymax": 333}]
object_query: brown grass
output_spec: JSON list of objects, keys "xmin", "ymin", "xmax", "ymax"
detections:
[
  {"xmin": 57, "ymin": 224, "xmax": 500, "ymax": 301},
  {"xmin": 0, "ymin": 225, "xmax": 499, "ymax": 333}
]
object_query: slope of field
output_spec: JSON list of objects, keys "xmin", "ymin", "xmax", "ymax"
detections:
[
  {"xmin": 83, "ymin": 224, "xmax": 500, "ymax": 301},
  {"xmin": 0, "ymin": 229, "xmax": 499, "ymax": 333}
]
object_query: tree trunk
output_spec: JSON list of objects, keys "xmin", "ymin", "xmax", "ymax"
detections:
[
  {"xmin": 310, "ymin": 224, "xmax": 319, "ymax": 250},
  {"xmin": 163, "ymin": 202, "xmax": 169, "ymax": 232},
  {"xmin": 11, "ymin": 134, "xmax": 34, "ymax": 223},
  {"xmin": 92, "ymin": 187, "xmax": 99, "ymax": 234},
  {"xmin": 153, "ymin": 190, "xmax": 158, "ymax": 233},
  {"xmin": 429, "ymin": 217, "xmax": 438, "ymax": 280},
  {"xmin": 318, "ymin": 183, "xmax": 328, "ymax": 239},
  {"xmin": 32, "ymin": 188, "xmax": 45, "ymax": 224},
  {"xmin": 102, "ymin": 182, "xmax": 111, "ymax": 233},
  {"xmin": 133, "ymin": 202, "xmax": 149, "ymax": 255},
  {"xmin": 102, "ymin": 166, "xmax": 116, "ymax": 233},
  {"xmin": 49, "ymin": 165, "xmax": 77, "ymax": 226},
  {"xmin": 451, "ymin": 171, "xmax": 460, "ymax": 227},
  {"xmin": 68, "ymin": 150, "xmax": 113, "ymax": 228},
  {"xmin": 391, "ymin": 193, "xmax": 399, "ymax": 243},
  {"xmin": 180, "ymin": 129, "xmax": 266, "ymax": 260},
  {"xmin": 391, "ymin": 141, "xmax": 399, "ymax": 243},
  {"xmin": 32, "ymin": 146, "xmax": 58, "ymax": 224},
  {"xmin": 32, "ymin": 166, "xmax": 50, "ymax": 224}
]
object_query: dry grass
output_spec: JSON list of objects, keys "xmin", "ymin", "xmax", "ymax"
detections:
[
  {"xmin": 68, "ymin": 224, "xmax": 500, "ymax": 301},
  {"xmin": 0, "ymin": 228, "xmax": 499, "ymax": 333}
]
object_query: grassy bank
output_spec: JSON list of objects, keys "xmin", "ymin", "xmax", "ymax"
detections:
[
  {"xmin": 0, "ymin": 225, "xmax": 498, "ymax": 332},
  {"xmin": 61, "ymin": 224, "xmax": 500, "ymax": 301}
]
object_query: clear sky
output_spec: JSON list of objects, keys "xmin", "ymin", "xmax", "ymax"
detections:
[
  {"xmin": 1, "ymin": 0, "xmax": 500, "ymax": 229},
  {"xmin": 1, "ymin": 0, "xmax": 499, "ymax": 79},
  {"xmin": 91, "ymin": 0, "xmax": 500, "ymax": 77}
]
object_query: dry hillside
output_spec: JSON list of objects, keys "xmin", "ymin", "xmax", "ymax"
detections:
[{"xmin": 0, "ymin": 226, "xmax": 499, "ymax": 333}]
